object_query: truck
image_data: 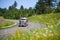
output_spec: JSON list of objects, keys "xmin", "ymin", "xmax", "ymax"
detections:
[{"xmin": 19, "ymin": 17, "xmax": 28, "ymax": 27}]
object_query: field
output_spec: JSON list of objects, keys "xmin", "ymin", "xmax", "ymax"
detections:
[
  {"xmin": 29, "ymin": 13, "xmax": 60, "ymax": 26},
  {"xmin": 0, "ymin": 13, "xmax": 60, "ymax": 40}
]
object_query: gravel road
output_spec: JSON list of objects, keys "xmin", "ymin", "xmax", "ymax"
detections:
[{"xmin": 0, "ymin": 20, "xmax": 45, "ymax": 37}]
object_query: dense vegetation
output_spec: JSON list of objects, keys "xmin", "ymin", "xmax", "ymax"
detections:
[
  {"xmin": 0, "ymin": 0, "xmax": 60, "ymax": 19},
  {"xmin": 29, "ymin": 13, "xmax": 60, "ymax": 25}
]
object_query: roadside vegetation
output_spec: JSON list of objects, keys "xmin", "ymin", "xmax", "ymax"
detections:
[
  {"xmin": 0, "ymin": 17, "xmax": 15, "ymax": 29},
  {"xmin": 29, "ymin": 13, "xmax": 60, "ymax": 25},
  {"xmin": 1, "ymin": 24, "xmax": 60, "ymax": 40},
  {"xmin": 0, "ymin": 21, "xmax": 14, "ymax": 29}
]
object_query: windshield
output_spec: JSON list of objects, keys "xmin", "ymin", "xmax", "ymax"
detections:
[{"xmin": 21, "ymin": 19, "xmax": 26, "ymax": 20}]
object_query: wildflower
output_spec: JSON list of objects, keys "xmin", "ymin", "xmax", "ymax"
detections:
[
  {"xmin": 50, "ymin": 25, "xmax": 53, "ymax": 28},
  {"xmin": 45, "ymin": 31, "xmax": 48, "ymax": 34},
  {"xmin": 44, "ymin": 28, "xmax": 48, "ymax": 30},
  {"xmin": 49, "ymin": 30, "xmax": 52, "ymax": 33},
  {"xmin": 46, "ymin": 29, "xmax": 49, "ymax": 33},
  {"xmin": 39, "ymin": 32, "xmax": 42, "ymax": 34},
  {"xmin": 33, "ymin": 31, "xmax": 35, "ymax": 33},
  {"xmin": 42, "ymin": 33, "xmax": 47, "ymax": 37},
  {"xmin": 35, "ymin": 32, "xmax": 40, "ymax": 38},
  {"xmin": 36, "ymin": 32, "xmax": 39, "ymax": 35},
  {"xmin": 49, "ymin": 34, "xmax": 53, "ymax": 36},
  {"xmin": 36, "ymin": 35, "xmax": 40, "ymax": 38}
]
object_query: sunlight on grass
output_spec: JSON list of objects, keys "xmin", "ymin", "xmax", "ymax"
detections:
[
  {"xmin": 29, "ymin": 13, "xmax": 60, "ymax": 26},
  {"xmin": 0, "ymin": 17, "xmax": 15, "ymax": 29}
]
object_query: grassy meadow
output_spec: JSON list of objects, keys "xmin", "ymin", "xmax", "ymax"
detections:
[{"xmin": 0, "ymin": 17, "xmax": 15, "ymax": 29}]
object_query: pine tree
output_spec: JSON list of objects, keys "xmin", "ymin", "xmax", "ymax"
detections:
[{"xmin": 35, "ymin": 0, "xmax": 55, "ymax": 14}]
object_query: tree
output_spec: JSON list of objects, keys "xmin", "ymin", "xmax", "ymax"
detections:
[
  {"xmin": 4, "ymin": 1, "xmax": 18, "ymax": 19},
  {"xmin": 35, "ymin": 0, "xmax": 55, "ymax": 14},
  {"xmin": 28, "ymin": 7, "xmax": 35, "ymax": 16},
  {"xmin": 0, "ymin": 8, "xmax": 6, "ymax": 16},
  {"xmin": 45, "ymin": 0, "xmax": 56, "ymax": 13},
  {"xmin": 4, "ymin": 8, "xmax": 19, "ymax": 19},
  {"xmin": 8, "ymin": 1, "xmax": 17, "ymax": 10},
  {"xmin": 0, "ymin": 8, "xmax": 3, "ymax": 16},
  {"xmin": 19, "ymin": 5, "xmax": 25, "ymax": 17},
  {"xmin": 12, "ymin": 1, "xmax": 17, "ymax": 8},
  {"xmin": 55, "ymin": 2, "xmax": 60, "ymax": 13},
  {"xmin": 35, "ymin": 0, "xmax": 46, "ymax": 14},
  {"xmin": 20, "ymin": 5, "xmax": 24, "ymax": 10},
  {"xmin": 9, "ymin": 6, "xmax": 12, "ymax": 10}
]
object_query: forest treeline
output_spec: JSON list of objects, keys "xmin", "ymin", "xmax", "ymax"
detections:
[{"xmin": 0, "ymin": 0, "xmax": 60, "ymax": 19}]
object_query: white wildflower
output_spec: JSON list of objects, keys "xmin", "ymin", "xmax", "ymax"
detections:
[
  {"xmin": 36, "ymin": 32, "xmax": 39, "ymax": 35},
  {"xmin": 40, "ymin": 32, "xmax": 42, "ymax": 34},
  {"xmin": 42, "ymin": 33, "xmax": 47, "ymax": 37},
  {"xmin": 36, "ymin": 35, "xmax": 40, "ymax": 38},
  {"xmin": 35, "ymin": 32, "xmax": 40, "ymax": 38},
  {"xmin": 44, "ymin": 28, "xmax": 48, "ymax": 29},
  {"xmin": 46, "ymin": 31, "xmax": 48, "ymax": 34},
  {"xmin": 50, "ymin": 25, "xmax": 53, "ymax": 28},
  {"xmin": 49, "ymin": 34, "xmax": 54, "ymax": 36},
  {"xmin": 33, "ymin": 31, "xmax": 35, "ymax": 33},
  {"xmin": 49, "ymin": 30, "xmax": 52, "ymax": 33}
]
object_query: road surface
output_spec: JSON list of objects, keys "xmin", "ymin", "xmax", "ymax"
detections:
[{"xmin": 0, "ymin": 20, "xmax": 45, "ymax": 37}]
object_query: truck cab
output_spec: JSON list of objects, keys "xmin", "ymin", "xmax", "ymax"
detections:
[{"xmin": 19, "ymin": 17, "xmax": 28, "ymax": 27}]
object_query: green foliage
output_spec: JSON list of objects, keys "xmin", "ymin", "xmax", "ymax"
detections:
[
  {"xmin": 35, "ymin": 0, "xmax": 55, "ymax": 14},
  {"xmin": 0, "ymin": 23, "xmax": 6, "ymax": 27},
  {"xmin": 9, "ymin": 1, "xmax": 17, "ymax": 10},
  {"xmin": 0, "ymin": 8, "xmax": 6, "ymax": 16},
  {"xmin": 3, "ymin": 9, "xmax": 19, "ymax": 19},
  {"xmin": 13, "ymin": 1, "xmax": 17, "ymax": 8},
  {"xmin": 29, "ymin": 13, "xmax": 60, "ymax": 26},
  {"xmin": 28, "ymin": 7, "xmax": 35, "ymax": 17},
  {"xmin": 55, "ymin": 2, "xmax": 60, "ymax": 13},
  {"xmin": 3, "ymin": 4, "xmax": 35, "ymax": 19},
  {"xmin": 0, "ymin": 20, "xmax": 14, "ymax": 29}
]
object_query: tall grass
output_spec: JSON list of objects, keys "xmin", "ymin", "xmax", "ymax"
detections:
[
  {"xmin": 1, "ymin": 24, "xmax": 60, "ymax": 40},
  {"xmin": 29, "ymin": 13, "xmax": 60, "ymax": 25}
]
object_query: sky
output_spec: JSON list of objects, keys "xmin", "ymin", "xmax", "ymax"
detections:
[
  {"xmin": 0, "ymin": 0, "xmax": 59, "ymax": 9},
  {"xmin": 0, "ymin": 0, "xmax": 38, "ymax": 9}
]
